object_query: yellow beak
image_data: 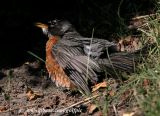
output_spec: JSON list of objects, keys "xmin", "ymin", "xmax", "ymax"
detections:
[{"xmin": 35, "ymin": 22, "xmax": 48, "ymax": 29}]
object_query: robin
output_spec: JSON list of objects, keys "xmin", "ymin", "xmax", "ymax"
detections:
[{"xmin": 35, "ymin": 20, "xmax": 152, "ymax": 95}]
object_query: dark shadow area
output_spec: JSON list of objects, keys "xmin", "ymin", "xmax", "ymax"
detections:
[{"xmin": 0, "ymin": 0, "xmax": 157, "ymax": 68}]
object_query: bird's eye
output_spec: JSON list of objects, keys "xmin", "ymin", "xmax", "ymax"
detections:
[{"xmin": 48, "ymin": 19, "xmax": 60, "ymax": 27}]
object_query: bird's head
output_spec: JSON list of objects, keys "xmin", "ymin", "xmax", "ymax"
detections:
[
  {"xmin": 35, "ymin": 20, "xmax": 72, "ymax": 37},
  {"xmin": 48, "ymin": 20, "xmax": 72, "ymax": 36}
]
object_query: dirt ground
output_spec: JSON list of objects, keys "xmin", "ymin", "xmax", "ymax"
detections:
[{"xmin": 0, "ymin": 61, "xmax": 95, "ymax": 116}]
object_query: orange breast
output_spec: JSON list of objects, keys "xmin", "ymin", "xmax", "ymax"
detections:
[{"xmin": 46, "ymin": 36, "xmax": 75, "ymax": 89}]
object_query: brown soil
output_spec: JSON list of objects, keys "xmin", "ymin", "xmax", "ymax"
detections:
[{"xmin": 0, "ymin": 61, "xmax": 91, "ymax": 116}]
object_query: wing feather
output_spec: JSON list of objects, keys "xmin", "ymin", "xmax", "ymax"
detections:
[{"xmin": 51, "ymin": 40, "xmax": 100, "ymax": 94}]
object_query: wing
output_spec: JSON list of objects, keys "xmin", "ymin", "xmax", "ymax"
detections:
[
  {"xmin": 62, "ymin": 34, "xmax": 116, "ymax": 59},
  {"xmin": 78, "ymin": 37, "xmax": 116, "ymax": 59},
  {"xmin": 52, "ymin": 40, "xmax": 100, "ymax": 94}
]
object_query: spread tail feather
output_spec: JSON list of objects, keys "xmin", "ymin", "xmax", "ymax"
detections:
[{"xmin": 98, "ymin": 43, "xmax": 156, "ymax": 74}]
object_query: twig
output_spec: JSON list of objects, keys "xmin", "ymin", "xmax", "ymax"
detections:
[
  {"xmin": 132, "ymin": 13, "xmax": 157, "ymax": 20},
  {"xmin": 1, "ymin": 94, "xmax": 101, "ymax": 114},
  {"xmin": 113, "ymin": 104, "xmax": 118, "ymax": 116},
  {"xmin": 86, "ymin": 28, "xmax": 94, "ymax": 79},
  {"xmin": 27, "ymin": 51, "xmax": 45, "ymax": 63},
  {"xmin": 137, "ymin": 28, "xmax": 156, "ymax": 40},
  {"xmin": 56, "ymin": 94, "xmax": 101, "ymax": 112}
]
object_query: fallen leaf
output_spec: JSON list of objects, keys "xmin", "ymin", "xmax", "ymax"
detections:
[
  {"xmin": 143, "ymin": 79, "xmax": 150, "ymax": 86},
  {"xmin": 88, "ymin": 104, "xmax": 97, "ymax": 114},
  {"xmin": 26, "ymin": 87, "xmax": 43, "ymax": 101},
  {"xmin": 92, "ymin": 81, "xmax": 107, "ymax": 92},
  {"xmin": 118, "ymin": 40, "xmax": 125, "ymax": 51},
  {"xmin": 123, "ymin": 112, "xmax": 135, "ymax": 116},
  {"xmin": 118, "ymin": 36, "xmax": 141, "ymax": 52},
  {"xmin": 24, "ymin": 62, "xmax": 30, "ymax": 65},
  {"xmin": 93, "ymin": 111, "xmax": 103, "ymax": 116},
  {"xmin": 0, "ymin": 106, "xmax": 7, "ymax": 112},
  {"xmin": 109, "ymin": 90, "xmax": 115, "ymax": 96}
]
